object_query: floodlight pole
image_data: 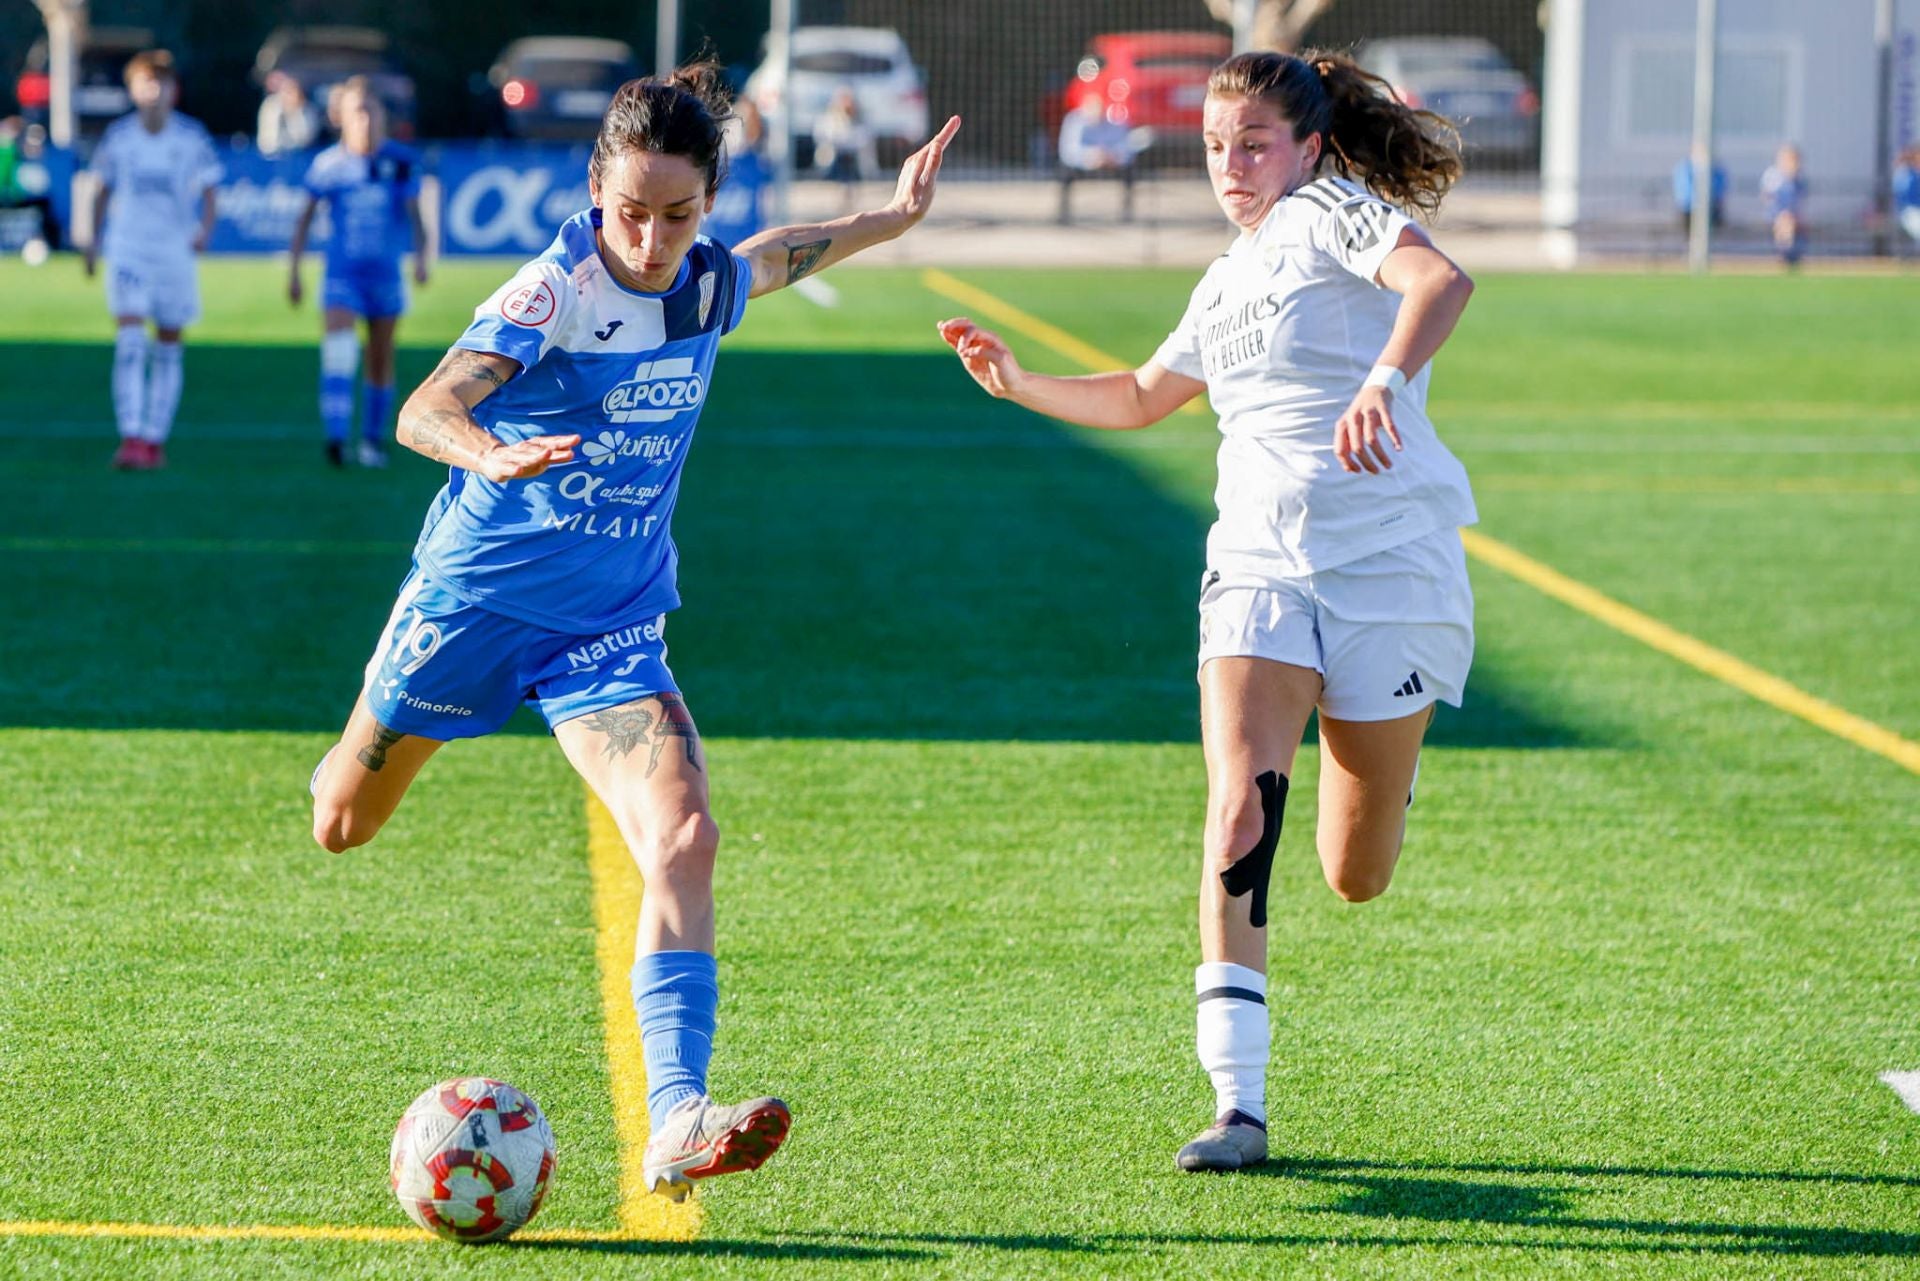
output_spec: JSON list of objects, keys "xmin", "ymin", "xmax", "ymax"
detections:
[
  {"xmin": 768, "ymin": 0, "xmax": 796, "ymax": 224},
  {"xmin": 34, "ymin": 0, "xmax": 87, "ymax": 149},
  {"xmin": 1686, "ymin": 0, "xmax": 1719, "ymax": 274},
  {"xmin": 1231, "ymin": 0, "xmax": 1258, "ymax": 55},
  {"xmin": 1872, "ymin": 0, "xmax": 1895, "ymax": 256},
  {"xmin": 656, "ymin": 0, "xmax": 681, "ymax": 77}
]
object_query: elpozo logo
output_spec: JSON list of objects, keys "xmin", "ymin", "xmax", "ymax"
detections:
[{"xmin": 602, "ymin": 357, "xmax": 704, "ymax": 424}]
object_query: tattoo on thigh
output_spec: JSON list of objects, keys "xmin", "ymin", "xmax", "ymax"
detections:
[
  {"xmin": 583, "ymin": 706, "xmax": 654, "ymax": 760},
  {"xmin": 646, "ymin": 692, "xmax": 700, "ymax": 778},
  {"xmin": 357, "ymin": 723, "xmax": 406, "ymax": 772}
]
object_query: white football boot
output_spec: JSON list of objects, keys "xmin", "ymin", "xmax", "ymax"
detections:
[
  {"xmin": 1175, "ymin": 1110, "xmax": 1269, "ymax": 1172},
  {"xmin": 642, "ymin": 1094, "xmax": 791, "ymax": 1201}
]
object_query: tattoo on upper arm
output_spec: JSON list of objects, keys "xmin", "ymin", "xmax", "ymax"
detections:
[
  {"xmin": 357, "ymin": 723, "xmax": 407, "ymax": 772},
  {"xmin": 582, "ymin": 694, "xmax": 701, "ymax": 777},
  {"xmin": 785, "ymin": 239, "xmax": 830, "ymax": 285},
  {"xmin": 427, "ymin": 350, "xmax": 512, "ymax": 391}
]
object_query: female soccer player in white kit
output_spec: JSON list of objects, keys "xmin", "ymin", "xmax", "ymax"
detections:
[
  {"xmin": 940, "ymin": 51, "xmax": 1475, "ymax": 1172},
  {"xmin": 83, "ymin": 50, "xmax": 221, "ymax": 471},
  {"xmin": 310, "ymin": 64, "xmax": 960, "ymax": 1201}
]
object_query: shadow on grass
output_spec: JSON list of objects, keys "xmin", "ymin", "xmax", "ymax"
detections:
[
  {"xmin": 504, "ymin": 1236, "xmax": 929, "ymax": 1262},
  {"xmin": 767, "ymin": 1155, "xmax": 1920, "ymax": 1261},
  {"xmin": 2, "ymin": 344, "xmax": 1600, "ymax": 749}
]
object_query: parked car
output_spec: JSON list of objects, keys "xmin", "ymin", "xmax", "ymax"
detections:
[
  {"xmin": 1355, "ymin": 36, "xmax": 1538, "ymax": 165},
  {"xmin": 483, "ymin": 37, "xmax": 641, "ymax": 141},
  {"xmin": 15, "ymin": 26, "xmax": 155, "ymax": 142},
  {"xmin": 1042, "ymin": 31, "xmax": 1230, "ymax": 168},
  {"xmin": 253, "ymin": 26, "xmax": 416, "ymax": 139},
  {"xmin": 744, "ymin": 26, "xmax": 928, "ymax": 170}
]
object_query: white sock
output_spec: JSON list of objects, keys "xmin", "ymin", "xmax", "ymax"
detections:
[
  {"xmin": 144, "ymin": 341, "xmax": 184, "ymax": 444},
  {"xmin": 112, "ymin": 327, "xmax": 148, "ymax": 440},
  {"xmin": 1196, "ymin": 961, "xmax": 1269, "ymax": 1124}
]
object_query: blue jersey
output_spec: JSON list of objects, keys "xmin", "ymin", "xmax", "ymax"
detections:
[
  {"xmin": 304, "ymin": 140, "xmax": 419, "ymax": 268},
  {"xmin": 412, "ymin": 209, "xmax": 751, "ymax": 633}
]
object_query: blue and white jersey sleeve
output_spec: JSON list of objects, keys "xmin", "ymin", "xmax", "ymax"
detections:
[
  {"xmin": 454, "ymin": 260, "xmax": 577, "ymax": 374},
  {"xmin": 720, "ymin": 252, "xmax": 751, "ymax": 335}
]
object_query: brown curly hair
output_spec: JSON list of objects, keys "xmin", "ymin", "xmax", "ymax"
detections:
[{"xmin": 1207, "ymin": 49, "xmax": 1463, "ymax": 220}]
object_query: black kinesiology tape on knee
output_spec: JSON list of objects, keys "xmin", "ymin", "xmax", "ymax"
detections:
[{"xmin": 1220, "ymin": 770, "xmax": 1287, "ymax": 929}]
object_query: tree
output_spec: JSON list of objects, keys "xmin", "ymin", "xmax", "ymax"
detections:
[{"xmin": 1202, "ymin": 0, "xmax": 1339, "ymax": 53}]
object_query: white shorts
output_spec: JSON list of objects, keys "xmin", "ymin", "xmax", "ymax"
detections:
[
  {"xmin": 1197, "ymin": 527, "xmax": 1475, "ymax": 722},
  {"xmin": 105, "ymin": 255, "xmax": 200, "ymax": 328}
]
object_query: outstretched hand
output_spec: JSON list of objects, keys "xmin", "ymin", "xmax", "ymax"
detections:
[
  {"xmin": 937, "ymin": 317, "xmax": 1023, "ymax": 399},
  {"xmin": 887, "ymin": 117, "xmax": 961, "ymax": 228},
  {"xmin": 479, "ymin": 434, "xmax": 580, "ymax": 483}
]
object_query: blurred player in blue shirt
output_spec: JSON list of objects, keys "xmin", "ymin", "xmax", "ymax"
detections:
[
  {"xmin": 1761, "ymin": 143, "xmax": 1808, "ymax": 268},
  {"xmin": 309, "ymin": 62, "xmax": 960, "ymax": 1202},
  {"xmin": 288, "ymin": 77, "xmax": 429, "ymax": 467}
]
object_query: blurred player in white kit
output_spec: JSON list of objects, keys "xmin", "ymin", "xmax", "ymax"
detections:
[{"xmin": 83, "ymin": 50, "xmax": 221, "ymax": 470}]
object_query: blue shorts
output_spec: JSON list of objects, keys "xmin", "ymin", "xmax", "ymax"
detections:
[
  {"xmin": 361, "ymin": 568, "xmax": 680, "ymax": 741},
  {"xmin": 324, "ymin": 261, "xmax": 407, "ymax": 320}
]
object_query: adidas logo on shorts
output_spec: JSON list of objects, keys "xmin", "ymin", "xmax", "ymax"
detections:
[{"xmin": 1391, "ymin": 671, "xmax": 1425, "ymax": 698}]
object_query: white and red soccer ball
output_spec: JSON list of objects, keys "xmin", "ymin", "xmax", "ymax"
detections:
[{"xmin": 391, "ymin": 1077, "xmax": 555, "ymax": 1243}]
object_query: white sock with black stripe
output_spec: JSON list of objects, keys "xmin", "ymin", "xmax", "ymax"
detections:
[{"xmin": 1195, "ymin": 961, "xmax": 1269, "ymax": 1124}]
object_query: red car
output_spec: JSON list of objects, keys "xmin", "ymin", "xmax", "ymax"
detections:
[{"xmin": 1052, "ymin": 31, "xmax": 1232, "ymax": 136}]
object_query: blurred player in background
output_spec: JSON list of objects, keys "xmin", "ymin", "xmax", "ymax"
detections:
[
  {"xmin": 1761, "ymin": 143, "xmax": 1808, "ymax": 269},
  {"xmin": 942, "ymin": 50, "xmax": 1475, "ymax": 1175},
  {"xmin": 84, "ymin": 50, "xmax": 221, "ymax": 470},
  {"xmin": 308, "ymin": 63, "xmax": 960, "ymax": 1201},
  {"xmin": 288, "ymin": 76, "xmax": 429, "ymax": 468}
]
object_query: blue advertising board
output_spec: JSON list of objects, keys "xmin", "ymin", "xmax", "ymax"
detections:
[{"xmin": 197, "ymin": 141, "xmax": 596, "ymax": 257}]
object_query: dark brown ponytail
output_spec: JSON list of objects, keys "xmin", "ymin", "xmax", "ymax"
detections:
[
  {"xmin": 591, "ymin": 60, "xmax": 736, "ymax": 197},
  {"xmin": 1207, "ymin": 49, "xmax": 1463, "ymax": 219}
]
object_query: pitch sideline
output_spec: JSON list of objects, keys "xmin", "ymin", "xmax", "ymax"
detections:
[{"xmin": 917, "ymin": 268, "xmax": 1920, "ymax": 779}]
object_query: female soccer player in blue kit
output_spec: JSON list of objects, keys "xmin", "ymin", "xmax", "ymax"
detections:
[
  {"xmin": 288, "ymin": 77, "xmax": 430, "ymax": 468},
  {"xmin": 310, "ymin": 64, "xmax": 960, "ymax": 1200}
]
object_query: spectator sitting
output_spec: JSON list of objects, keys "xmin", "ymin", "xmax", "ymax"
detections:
[
  {"xmin": 1760, "ymin": 143, "xmax": 1807, "ymax": 268},
  {"xmin": 0, "ymin": 116, "xmax": 61, "ymax": 259},
  {"xmin": 1671, "ymin": 146, "xmax": 1726, "ymax": 233},
  {"xmin": 814, "ymin": 88, "xmax": 874, "ymax": 213},
  {"xmin": 1892, "ymin": 144, "xmax": 1920, "ymax": 248},
  {"xmin": 258, "ymin": 72, "xmax": 320, "ymax": 157},
  {"xmin": 1058, "ymin": 95, "xmax": 1138, "ymax": 225}
]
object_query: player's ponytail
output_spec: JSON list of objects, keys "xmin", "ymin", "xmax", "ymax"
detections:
[
  {"xmin": 592, "ymin": 60, "xmax": 736, "ymax": 197},
  {"xmin": 1207, "ymin": 50, "xmax": 1462, "ymax": 219}
]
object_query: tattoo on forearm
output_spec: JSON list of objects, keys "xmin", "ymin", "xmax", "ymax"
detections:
[
  {"xmin": 405, "ymin": 408, "xmax": 477, "ymax": 466},
  {"xmin": 584, "ymin": 706, "xmax": 655, "ymax": 761},
  {"xmin": 357, "ymin": 723, "xmax": 406, "ymax": 772},
  {"xmin": 785, "ymin": 239, "xmax": 830, "ymax": 284}
]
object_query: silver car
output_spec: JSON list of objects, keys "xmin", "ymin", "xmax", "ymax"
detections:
[
  {"xmin": 1356, "ymin": 36, "xmax": 1539, "ymax": 165},
  {"xmin": 745, "ymin": 26, "xmax": 931, "ymax": 170}
]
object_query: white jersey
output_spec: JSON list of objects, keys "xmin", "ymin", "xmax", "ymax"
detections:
[
  {"xmin": 1153, "ymin": 176, "xmax": 1476, "ymax": 579},
  {"xmin": 91, "ymin": 113, "xmax": 222, "ymax": 265}
]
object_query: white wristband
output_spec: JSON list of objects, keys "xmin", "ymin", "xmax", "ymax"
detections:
[{"xmin": 1363, "ymin": 364, "xmax": 1407, "ymax": 394}]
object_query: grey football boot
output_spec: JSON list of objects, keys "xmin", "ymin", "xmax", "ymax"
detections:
[{"xmin": 1175, "ymin": 1109, "xmax": 1269, "ymax": 1172}]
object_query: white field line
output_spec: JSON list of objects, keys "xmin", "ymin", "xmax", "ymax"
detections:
[{"xmin": 1880, "ymin": 1071, "xmax": 1920, "ymax": 1114}]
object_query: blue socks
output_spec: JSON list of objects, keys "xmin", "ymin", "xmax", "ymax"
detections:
[
  {"xmin": 632, "ymin": 950, "xmax": 718, "ymax": 1129},
  {"xmin": 362, "ymin": 381, "xmax": 394, "ymax": 444}
]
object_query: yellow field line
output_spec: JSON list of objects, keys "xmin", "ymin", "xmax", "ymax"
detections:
[
  {"xmin": 0, "ymin": 1221, "xmax": 618, "ymax": 1245},
  {"xmin": 0, "ymin": 798, "xmax": 697, "ymax": 1249},
  {"xmin": 920, "ymin": 270, "xmax": 1920, "ymax": 778},
  {"xmin": 588, "ymin": 793, "xmax": 701, "ymax": 1241},
  {"xmin": 1474, "ymin": 475, "xmax": 1920, "ymax": 496},
  {"xmin": 920, "ymin": 268, "xmax": 1209, "ymax": 418},
  {"xmin": 1459, "ymin": 529, "xmax": 1920, "ymax": 774}
]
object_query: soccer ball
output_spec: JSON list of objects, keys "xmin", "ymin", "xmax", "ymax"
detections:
[{"xmin": 390, "ymin": 1077, "xmax": 555, "ymax": 1243}]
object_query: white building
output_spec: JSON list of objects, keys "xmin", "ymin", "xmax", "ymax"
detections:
[{"xmin": 1541, "ymin": 0, "xmax": 1920, "ymax": 249}]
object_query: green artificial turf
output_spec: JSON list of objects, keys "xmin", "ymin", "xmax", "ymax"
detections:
[{"xmin": 0, "ymin": 254, "xmax": 1915, "ymax": 1279}]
